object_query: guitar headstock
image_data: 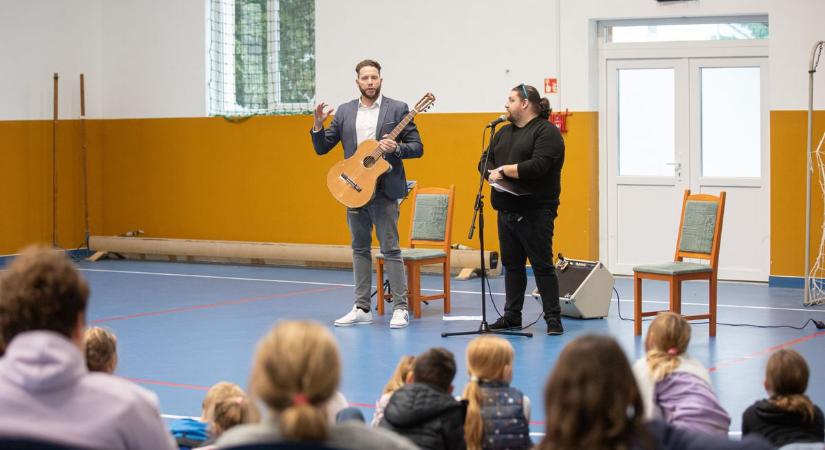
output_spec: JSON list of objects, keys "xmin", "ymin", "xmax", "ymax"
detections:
[{"xmin": 413, "ymin": 92, "xmax": 436, "ymax": 113}]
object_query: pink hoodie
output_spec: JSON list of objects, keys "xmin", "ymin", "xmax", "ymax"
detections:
[{"xmin": 0, "ymin": 331, "xmax": 176, "ymax": 450}]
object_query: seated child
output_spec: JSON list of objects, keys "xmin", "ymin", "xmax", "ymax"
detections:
[
  {"xmin": 380, "ymin": 347, "xmax": 467, "ymax": 450},
  {"xmin": 84, "ymin": 326, "xmax": 118, "ymax": 374},
  {"xmin": 463, "ymin": 336, "xmax": 531, "ymax": 450},
  {"xmin": 742, "ymin": 348, "xmax": 825, "ymax": 446},
  {"xmin": 371, "ymin": 355, "xmax": 415, "ymax": 427},
  {"xmin": 633, "ymin": 312, "xmax": 730, "ymax": 435}
]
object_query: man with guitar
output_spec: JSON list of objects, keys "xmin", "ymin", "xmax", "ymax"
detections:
[
  {"xmin": 310, "ymin": 59, "xmax": 424, "ymax": 329},
  {"xmin": 482, "ymin": 84, "xmax": 565, "ymax": 336}
]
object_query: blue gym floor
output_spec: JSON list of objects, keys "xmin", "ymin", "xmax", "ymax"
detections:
[{"xmin": 71, "ymin": 259, "xmax": 825, "ymax": 437}]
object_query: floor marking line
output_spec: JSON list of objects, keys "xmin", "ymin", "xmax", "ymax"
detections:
[
  {"xmin": 127, "ymin": 378, "xmax": 210, "ymax": 391},
  {"xmin": 709, "ymin": 330, "xmax": 825, "ymax": 372},
  {"xmin": 90, "ymin": 285, "xmax": 345, "ymax": 324},
  {"xmin": 81, "ymin": 268, "xmax": 825, "ymax": 314}
]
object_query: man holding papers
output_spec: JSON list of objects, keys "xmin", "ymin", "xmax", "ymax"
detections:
[{"xmin": 479, "ymin": 83, "xmax": 566, "ymax": 336}]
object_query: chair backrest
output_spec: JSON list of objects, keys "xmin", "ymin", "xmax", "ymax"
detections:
[
  {"xmin": 674, "ymin": 189, "xmax": 726, "ymax": 269},
  {"xmin": 407, "ymin": 185, "xmax": 455, "ymax": 254}
]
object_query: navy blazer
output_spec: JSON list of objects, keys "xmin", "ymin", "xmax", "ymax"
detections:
[{"xmin": 311, "ymin": 96, "xmax": 424, "ymax": 200}]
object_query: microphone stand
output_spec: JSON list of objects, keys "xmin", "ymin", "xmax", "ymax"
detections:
[{"xmin": 442, "ymin": 122, "xmax": 532, "ymax": 338}]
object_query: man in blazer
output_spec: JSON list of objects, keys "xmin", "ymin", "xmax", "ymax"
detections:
[{"xmin": 310, "ymin": 59, "xmax": 424, "ymax": 329}]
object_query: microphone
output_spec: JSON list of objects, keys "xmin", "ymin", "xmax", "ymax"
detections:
[{"xmin": 485, "ymin": 115, "xmax": 508, "ymax": 128}]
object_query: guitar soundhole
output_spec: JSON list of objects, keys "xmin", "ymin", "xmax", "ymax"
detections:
[{"xmin": 362, "ymin": 156, "xmax": 376, "ymax": 168}]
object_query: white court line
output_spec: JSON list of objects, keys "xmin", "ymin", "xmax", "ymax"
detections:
[
  {"xmin": 442, "ymin": 315, "xmax": 483, "ymax": 321},
  {"xmin": 79, "ymin": 268, "xmax": 825, "ymax": 314},
  {"xmin": 161, "ymin": 413, "xmax": 198, "ymax": 420},
  {"xmin": 80, "ymin": 268, "xmax": 351, "ymax": 287}
]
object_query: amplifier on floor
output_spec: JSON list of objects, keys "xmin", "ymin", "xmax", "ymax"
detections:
[{"xmin": 533, "ymin": 258, "xmax": 615, "ymax": 319}]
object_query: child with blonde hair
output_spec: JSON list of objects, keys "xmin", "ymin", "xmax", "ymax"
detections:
[
  {"xmin": 633, "ymin": 312, "xmax": 730, "ymax": 436},
  {"xmin": 84, "ymin": 326, "xmax": 118, "ymax": 374},
  {"xmin": 463, "ymin": 336, "xmax": 531, "ymax": 450},
  {"xmin": 171, "ymin": 382, "xmax": 258, "ymax": 450},
  {"xmin": 371, "ymin": 355, "xmax": 415, "ymax": 427},
  {"xmin": 742, "ymin": 348, "xmax": 824, "ymax": 446},
  {"xmin": 215, "ymin": 321, "xmax": 416, "ymax": 450}
]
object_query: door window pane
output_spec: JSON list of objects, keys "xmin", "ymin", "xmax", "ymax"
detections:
[
  {"xmin": 701, "ymin": 67, "xmax": 761, "ymax": 177},
  {"xmin": 608, "ymin": 22, "xmax": 768, "ymax": 43},
  {"xmin": 618, "ymin": 68, "xmax": 675, "ymax": 177}
]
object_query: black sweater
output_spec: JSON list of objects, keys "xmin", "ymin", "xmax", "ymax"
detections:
[
  {"xmin": 742, "ymin": 399, "xmax": 825, "ymax": 446},
  {"xmin": 480, "ymin": 117, "xmax": 564, "ymax": 213}
]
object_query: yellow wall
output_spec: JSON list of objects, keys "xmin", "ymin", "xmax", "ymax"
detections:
[
  {"xmin": 770, "ymin": 110, "xmax": 825, "ymax": 277},
  {"xmin": 1, "ymin": 113, "xmax": 600, "ymax": 261},
  {"xmin": 8, "ymin": 110, "xmax": 825, "ymax": 279},
  {"xmin": 0, "ymin": 119, "xmax": 102, "ymax": 254}
]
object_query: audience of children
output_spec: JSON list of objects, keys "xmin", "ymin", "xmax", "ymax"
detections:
[
  {"xmin": 463, "ymin": 336, "xmax": 532, "ymax": 450},
  {"xmin": 215, "ymin": 320, "xmax": 417, "ymax": 450},
  {"xmin": 538, "ymin": 334, "xmax": 774, "ymax": 450},
  {"xmin": 379, "ymin": 347, "xmax": 467, "ymax": 450},
  {"xmin": 0, "ymin": 247, "xmax": 823, "ymax": 450},
  {"xmin": 742, "ymin": 348, "xmax": 825, "ymax": 447},
  {"xmin": 84, "ymin": 326, "xmax": 118, "ymax": 374},
  {"xmin": 633, "ymin": 312, "xmax": 731, "ymax": 436},
  {"xmin": 371, "ymin": 355, "xmax": 416, "ymax": 427},
  {"xmin": 0, "ymin": 246, "xmax": 176, "ymax": 450}
]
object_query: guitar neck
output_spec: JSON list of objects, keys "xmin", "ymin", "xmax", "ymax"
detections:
[{"xmin": 385, "ymin": 110, "xmax": 419, "ymax": 141}]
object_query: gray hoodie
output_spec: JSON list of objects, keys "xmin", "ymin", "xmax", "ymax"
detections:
[{"xmin": 0, "ymin": 330, "xmax": 176, "ymax": 450}]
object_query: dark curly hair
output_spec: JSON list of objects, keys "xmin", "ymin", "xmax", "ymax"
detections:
[
  {"xmin": 513, "ymin": 84, "xmax": 551, "ymax": 120},
  {"xmin": 0, "ymin": 245, "xmax": 89, "ymax": 354}
]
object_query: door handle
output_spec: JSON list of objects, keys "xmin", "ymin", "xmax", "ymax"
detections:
[{"xmin": 665, "ymin": 162, "xmax": 682, "ymax": 178}]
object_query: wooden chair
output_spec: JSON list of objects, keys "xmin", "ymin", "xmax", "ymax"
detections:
[
  {"xmin": 633, "ymin": 189, "xmax": 726, "ymax": 337},
  {"xmin": 376, "ymin": 185, "xmax": 455, "ymax": 318}
]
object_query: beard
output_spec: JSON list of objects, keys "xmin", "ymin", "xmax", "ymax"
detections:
[{"xmin": 359, "ymin": 85, "xmax": 381, "ymax": 101}]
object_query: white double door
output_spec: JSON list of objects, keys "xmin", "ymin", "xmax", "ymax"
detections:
[{"xmin": 604, "ymin": 57, "xmax": 769, "ymax": 281}]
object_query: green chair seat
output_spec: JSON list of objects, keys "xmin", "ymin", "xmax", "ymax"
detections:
[
  {"xmin": 633, "ymin": 261, "xmax": 712, "ymax": 276},
  {"xmin": 377, "ymin": 249, "xmax": 447, "ymax": 261}
]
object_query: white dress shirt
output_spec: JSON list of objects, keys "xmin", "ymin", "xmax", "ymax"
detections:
[{"xmin": 355, "ymin": 95, "xmax": 382, "ymax": 146}]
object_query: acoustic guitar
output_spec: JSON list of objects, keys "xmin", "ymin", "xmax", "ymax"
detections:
[{"xmin": 326, "ymin": 92, "xmax": 435, "ymax": 208}]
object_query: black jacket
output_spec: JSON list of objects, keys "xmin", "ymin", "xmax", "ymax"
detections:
[
  {"xmin": 379, "ymin": 382, "xmax": 467, "ymax": 450},
  {"xmin": 742, "ymin": 399, "xmax": 825, "ymax": 446}
]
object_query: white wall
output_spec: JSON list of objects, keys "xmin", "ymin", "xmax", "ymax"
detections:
[
  {"xmin": 768, "ymin": 0, "xmax": 825, "ymax": 110},
  {"xmin": 0, "ymin": 0, "xmax": 103, "ymax": 120},
  {"xmin": 99, "ymin": 0, "xmax": 206, "ymax": 119},
  {"xmin": 1, "ymin": 0, "xmax": 823, "ymax": 120},
  {"xmin": 314, "ymin": 0, "xmax": 562, "ymax": 114}
]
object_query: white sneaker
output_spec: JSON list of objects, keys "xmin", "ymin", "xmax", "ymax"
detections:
[
  {"xmin": 389, "ymin": 309, "xmax": 410, "ymax": 329},
  {"xmin": 334, "ymin": 305, "xmax": 374, "ymax": 327}
]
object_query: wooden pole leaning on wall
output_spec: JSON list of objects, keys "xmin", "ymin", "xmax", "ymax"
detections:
[
  {"xmin": 80, "ymin": 73, "xmax": 91, "ymax": 249},
  {"xmin": 52, "ymin": 72, "xmax": 59, "ymax": 248}
]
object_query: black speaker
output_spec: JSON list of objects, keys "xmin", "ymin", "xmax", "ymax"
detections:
[{"xmin": 533, "ymin": 258, "xmax": 615, "ymax": 319}]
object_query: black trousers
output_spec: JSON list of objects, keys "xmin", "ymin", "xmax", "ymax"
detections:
[{"xmin": 497, "ymin": 209, "xmax": 561, "ymax": 324}]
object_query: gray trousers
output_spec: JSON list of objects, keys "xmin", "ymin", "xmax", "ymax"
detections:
[{"xmin": 347, "ymin": 193, "xmax": 408, "ymax": 312}]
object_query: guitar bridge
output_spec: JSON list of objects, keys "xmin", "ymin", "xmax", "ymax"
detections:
[{"xmin": 339, "ymin": 173, "xmax": 362, "ymax": 192}]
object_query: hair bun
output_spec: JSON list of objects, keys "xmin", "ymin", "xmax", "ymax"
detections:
[{"xmin": 538, "ymin": 98, "xmax": 551, "ymax": 119}]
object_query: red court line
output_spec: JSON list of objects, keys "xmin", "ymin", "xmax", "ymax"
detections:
[
  {"xmin": 127, "ymin": 378, "xmax": 210, "ymax": 391},
  {"xmin": 709, "ymin": 330, "xmax": 825, "ymax": 372},
  {"xmin": 90, "ymin": 285, "xmax": 346, "ymax": 324}
]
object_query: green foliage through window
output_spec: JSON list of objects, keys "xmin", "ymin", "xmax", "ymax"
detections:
[{"xmin": 209, "ymin": 0, "xmax": 315, "ymax": 116}]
